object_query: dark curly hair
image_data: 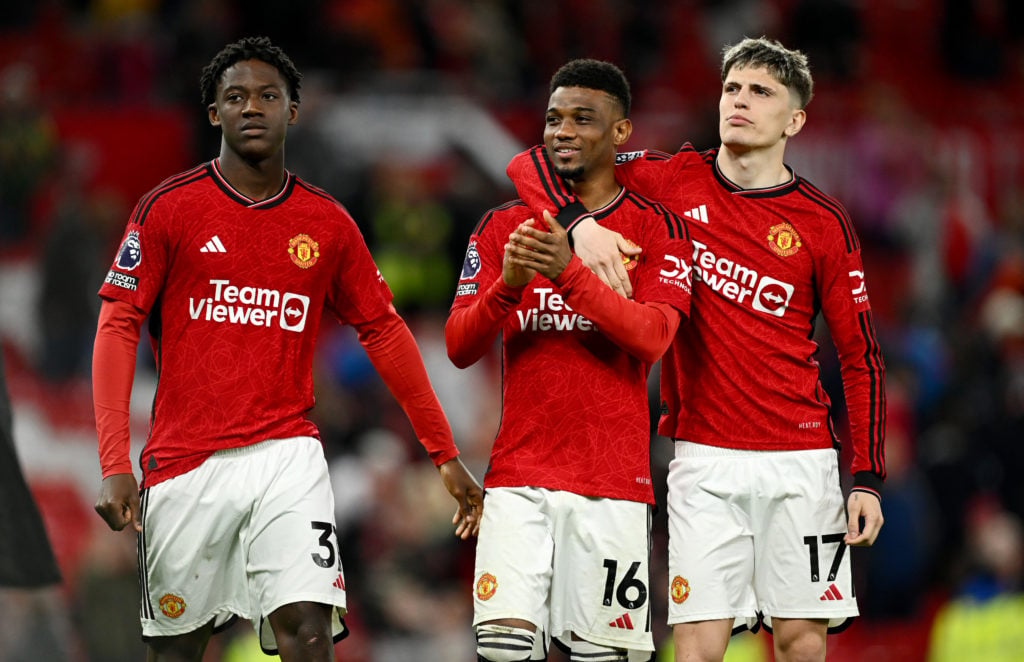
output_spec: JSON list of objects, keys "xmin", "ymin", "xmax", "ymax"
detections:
[
  {"xmin": 199, "ymin": 36, "xmax": 303, "ymax": 107},
  {"xmin": 549, "ymin": 58, "xmax": 631, "ymax": 118}
]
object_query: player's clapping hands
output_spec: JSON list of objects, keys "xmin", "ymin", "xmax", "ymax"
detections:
[{"xmin": 507, "ymin": 211, "xmax": 572, "ymax": 281}]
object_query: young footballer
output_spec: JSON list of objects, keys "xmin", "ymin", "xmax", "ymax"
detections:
[
  {"xmin": 91, "ymin": 36, "xmax": 482, "ymax": 662},
  {"xmin": 447, "ymin": 58, "xmax": 692, "ymax": 662}
]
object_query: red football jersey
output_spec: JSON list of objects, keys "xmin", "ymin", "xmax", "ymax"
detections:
[
  {"xmin": 99, "ymin": 161, "xmax": 395, "ymax": 486},
  {"xmin": 508, "ymin": 145, "xmax": 886, "ymax": 491},
  {"xmin": 448, "ymin": 189, "xmax": 692, "ymax": 504}
]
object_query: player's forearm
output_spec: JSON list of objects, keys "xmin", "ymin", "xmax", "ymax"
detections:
[
  {"xmin": 507, "ymin": 146, "xmax": 592, "ymax": 233},
  {"xmin": 93, "ymin": 300, "xmax": 144, "ymax": 477},
  {"xmin": 445, "ymin": 278, "xmax": 523, "ymax": 368},
  {"xmin": 556, "ymin": 258, "xmax": 681, "ymax": 363},
  {"xmin": 834, "ymin": 314, "xmax": 887, "ymax": 494},
  {"xmin": 356, "ymin": 308, "xmax": 459, "ymax": 466}
]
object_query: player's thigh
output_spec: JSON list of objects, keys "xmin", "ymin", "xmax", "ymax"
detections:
[
  {"xmin": 145, "ymin": 619, "xmax": 215, "ymax": 662},
  {"xmin": 473, "ymin": 486, "xmax": 555, "ymax": 627},
  {"xmin": 248, "ymin": 437, "xmax": 347, "ymax": 651},
  {"xmin": 139, "ymin": 462, "xmax": 254, "ymax": 640},
  {"xmin": 671, "ymin": 619, "xmax": 732, "ymax": 662},
  {"xmin": 549, "ymin": 493, "xmax": 654, "ymax": 653},
  {"xmin": 752, "ymin": 448, "xmax": 856, "ymax": 630},
  {"xmin": 666, "ymin": 441, "xmax": 757, "ymax": 626}
]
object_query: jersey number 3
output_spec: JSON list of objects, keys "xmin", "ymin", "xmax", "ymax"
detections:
[{"xmin": 311, "ymin": 521, "xmax": 342, "ymax": 571}]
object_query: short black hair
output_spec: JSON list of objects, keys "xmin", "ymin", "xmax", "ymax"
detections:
[
  {"xmin": 549, "ymin": 58, "xmax": 631, "ymax": 117},
  {"xmin": 199, "ymin": 36, "xmax": 303, "ymax": 107}
]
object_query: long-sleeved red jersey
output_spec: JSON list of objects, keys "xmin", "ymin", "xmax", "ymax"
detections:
[{"xmin": 95, "ymin": 160, "xmax": 458, "ymax": 487}]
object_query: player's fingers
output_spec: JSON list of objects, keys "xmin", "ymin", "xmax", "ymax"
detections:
[
  {"xmin": 611, "ymin": 259, "xmax": 633, "ymax": 299},
  {"xmin": 854, "ymin": 512, "xmax": 884, "ymax": 546},
  {"xmin": 619, "ymin": 241, "xmax": 642, "ymax": 256},
  {"xmin": 599, "ymin": 264, "xmax": 630, "ymax": 298},
  {"xmin": 94, "ymin": 498, "xmax": 123, "ymax": 531},
  {"xmin": 452, "ymin": 506, "xmax": 469, "ymax": 539},
  {"xmin": 129, "ymin": 494, "xmax": 142, "ymax": 533},
  {"xmin": 542, "ymin": 210, "xmax": 563, "ymax": 233}
]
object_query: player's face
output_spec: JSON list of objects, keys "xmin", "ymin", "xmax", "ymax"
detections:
[
  {"xmin": 544, "ymin": 86, "xmax": 630, "ymax": 181},
  {"xmin": 208, "ymin": 59, "xmax": 297, "ymax": 163},
  {"xmin": 719, "ymin": 65, "xmax": 805, "ymax": 153}
]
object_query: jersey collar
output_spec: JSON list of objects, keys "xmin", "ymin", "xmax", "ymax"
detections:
[{"xmin": 209, "ymin": 159, "xmax": 296, "ymax": 209}]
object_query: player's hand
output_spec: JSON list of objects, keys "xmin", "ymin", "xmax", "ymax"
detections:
[
  {"xmin": 438, "ymin": 457, "xmax": 483, "ymax": 539},
  {"xmin": 95, "ymin": 473, "xmax": 142, "ymax": 533},
  {"xmin": 507, "ymin": 212, "xmax": 572, "ymax": 281},
  {"xmin": 571, "ymin": 217, "xmax": 640, "ymax": 299},
  {"xmin": 502, "ymin": 235, "xmax": 536, "ymax": 288},
  {"xmin": 845, "ymin": 490, "xmax": 884, "ymax": 546}
]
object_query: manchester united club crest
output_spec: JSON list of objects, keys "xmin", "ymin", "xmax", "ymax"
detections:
[
  {"xmin": 670, "ymin": 576, "xmax": 690, "ymax": 604},
  {"xmin": 159, "ymin": 593, "xmax": 186, "ymax": 618},
  {"xmin": 476, "ymin": 572, "xmax": 497, "ymax": 601},
  {"xmin": 288, "ymin": 234, "xmax": 320, "ymax": 268},
  {"xmin": 767, "ymin": 222, "xmax": 801, "ymax": 257},
  {"xmin": 620, "ymin": 238, "xmax": 640, "ymax": 272}
]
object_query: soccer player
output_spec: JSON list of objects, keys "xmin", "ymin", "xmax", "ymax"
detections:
[
  {"xmin": 91, "ymin": 36, "xmax": 482, "ymax": 662},
  {"xmin": 446, "ymin": 59, "xmax": 693, "ymax": 662},
  {"xmin": 506, "ymin": 38, "xmax": 886, "ymax": 662}
]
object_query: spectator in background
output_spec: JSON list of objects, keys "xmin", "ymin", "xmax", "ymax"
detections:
[
  {"xmin": 928, "ymin": 500, "xmax": 1024, "ymax": 661},
  {"xmin": 38, "ymin": 170, "xmax": 123, "ymax": 381},
  {"xmin": 0, "ymin": 62, "xmax": 55, "ymax": 245}
]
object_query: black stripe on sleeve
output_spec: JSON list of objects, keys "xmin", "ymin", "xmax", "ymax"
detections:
[
  {"xmin": 796, "ymin": 181, "xmax": 860, "ymax": 253},
  {"xmin": 529, "ymin": 147, "xmax": 572, "ymax": 209},
  {"xmin": 131, "ymin": 166, "xmax": 209, "ymax": 227},
  {"xmin": 472, "ymin": 200, "xmax": 526, "ymax": 237},
  {"xmin": 858, "ymin": 310, "xmax": 886, "ymax": 478}
]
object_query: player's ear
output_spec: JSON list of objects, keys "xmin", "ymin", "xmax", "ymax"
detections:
[
  {"xmin": 288, "ymin": 100, "xmax": 299, "ymax": 126},
  {"xmin": 208, "ymin": 103, "xmax": 220, "ymax": 127},
  {"xmin": 783, "ymin": 108, "xmax": 805, "ymax": 139},
  {"xmin": 613, "ymin": 118, "xmax": 632, "ymax": 146}
]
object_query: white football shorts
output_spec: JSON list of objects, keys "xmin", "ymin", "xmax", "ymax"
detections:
[
  {"xmin": 137, "ymin": 436, "xmax": 347, "ymax": 652},
  {"xmin": 473, "ymin": 486, "xmax": 655, "ymax": 659},
  {"xmin": 666, "ymin": 441, "xmax": 857, "ymax": 632}
]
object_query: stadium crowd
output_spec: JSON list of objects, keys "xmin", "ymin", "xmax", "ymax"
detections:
[{"xmin": 0, "ymin": 1, "xmax": 1022, "ymax": 660}]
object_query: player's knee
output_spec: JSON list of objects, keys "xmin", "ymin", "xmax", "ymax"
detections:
[
  {"xmin": 569, "ymin": 636, "xmax": 628, "ymax": 662},
  {"xmin": 293, "ymin": 621, "xmax": 332, "ymax": 652},
  {"xmin": 476, "ymin": 623, "xmax": 537, "ymax": 662},
  {"xmin": 774, "ymin": 628, "xmax": 826, "ymax": 662}
]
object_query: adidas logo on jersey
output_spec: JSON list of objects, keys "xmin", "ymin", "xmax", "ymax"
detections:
[
  {"xmin": 682, "ymin": 204, "xmax": 708, "ymax": 224},
  {"xmin": 819, "ymin": 583, "xmax": 844, "ymax": 601},
  {"xmin": 200, "ymin": 235, "xmax": 227, "ymax": 253},
  {"xmin": 333, "ymin": 574, "xmax": 345, "ymax": 590},
  {"xmin": 608, "ymin": 613, "xmax": 634, "ymax": 630}
]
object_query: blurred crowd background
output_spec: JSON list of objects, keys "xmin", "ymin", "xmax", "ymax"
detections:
[{"xmin": 0, "ymin": 1, "xmax": 1023, "ymax": 661}]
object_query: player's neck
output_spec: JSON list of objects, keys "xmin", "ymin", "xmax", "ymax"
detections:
[
  {"xmin": 716, "ymin": 144, "xmax": 792, "ymax": 190},
  {"xmin": 216, "ymin": 151, "xmax": 287, "ymax": 202},
  {"xmin": 570, "ymin": 178, "xmax": 622, "ymax": 212}
]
